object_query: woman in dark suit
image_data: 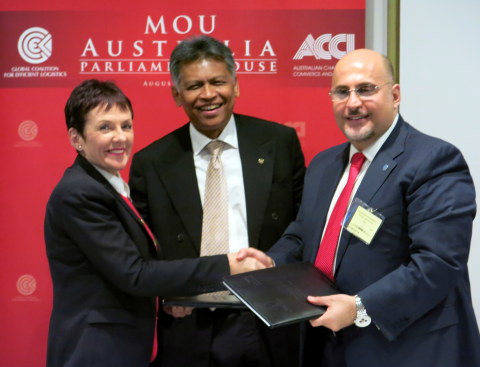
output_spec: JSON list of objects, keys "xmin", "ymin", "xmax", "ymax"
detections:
[{"xmin": 44, "ymin": 79, "xmax": 267, "ymax": 367}]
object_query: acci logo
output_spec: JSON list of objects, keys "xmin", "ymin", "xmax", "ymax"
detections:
[
  {"xmin": 293, "ymin": 34, "xmax": 355, "ymax": 60},
  {"xmin": 17, "ymin": 27, "xmax": 52, "ymax": 64}
]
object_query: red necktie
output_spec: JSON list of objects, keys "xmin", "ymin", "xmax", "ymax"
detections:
[
  {"xmin": 121, "ymin": 195, "xmax": 158, "ymax": 250},
  {"xmin": 314, "ymin": 152, "xmax": 366, "ymax": 280},
  {"xmin": 121, "ymin": 195, "xmax": 159, "ymax": 362}
]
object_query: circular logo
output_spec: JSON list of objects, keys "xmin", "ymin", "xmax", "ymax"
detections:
[
  {"xmin": 18, "ymin": 120, "xmax": 38, "ymax": 141},
  {"xmin": 17, "ymin": 27, "xmax": 52, "ymax": 64},
  {"xmin": 17, "ymin": 274, "xmax": 37, "ymax": 296}
]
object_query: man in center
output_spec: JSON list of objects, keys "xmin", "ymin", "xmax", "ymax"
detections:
[{"xmin": 129, "ymin": 35, "xmax": 305, "ymax": 367}]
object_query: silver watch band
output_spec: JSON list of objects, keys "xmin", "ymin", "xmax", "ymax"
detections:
[{"xmin": 354, "ymin": 295, "xmax": 372, "ymax": 327}]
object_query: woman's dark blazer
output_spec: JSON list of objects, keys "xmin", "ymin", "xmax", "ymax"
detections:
[{"xmin": 44, "ymin": 155, "xmax": 229, "ymax": 367}]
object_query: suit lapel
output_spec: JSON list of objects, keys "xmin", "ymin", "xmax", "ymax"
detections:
[
  {"xmin": 77, "ymin": 154, "xmax": 131, "ymax": 211},
  {"xmin": 151, "ymin": 125, "xmax": 204, "ymax": 253},
  {"xmin": 334, "ymin": 118, "xmax": 408, "ymax": 273},
  {"xmin": 76, "ymin": 155, "xmax": 159, "ymax": 256},
  {"xmin": 236, "ymin": 115, "xmax": 276, "ymax": 247},
  {"xmin": 305, "ymin": 145, "xmax": 350, "ymax": 263}
]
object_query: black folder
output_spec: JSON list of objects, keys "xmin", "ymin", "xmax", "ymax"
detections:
[{"xmin": 222, "ymin": 262, "xmax": 339, "ymax": 328}]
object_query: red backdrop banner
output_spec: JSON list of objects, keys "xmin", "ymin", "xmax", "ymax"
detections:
[{"xmin": 0, "ymin": 1, "xmax": 365, "ymax": 366}]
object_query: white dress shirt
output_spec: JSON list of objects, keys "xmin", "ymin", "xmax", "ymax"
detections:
[{"xmin": 190, "ymin": 116, "xmax": 249, "ymax": 252}]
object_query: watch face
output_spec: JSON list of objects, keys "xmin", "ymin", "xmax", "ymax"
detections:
[{"xmin": 355, "ymin": 313, "xmax": 372, "ymax": 328}]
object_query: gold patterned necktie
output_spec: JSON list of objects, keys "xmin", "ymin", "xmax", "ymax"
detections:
[{"xmin": 200, "ymin": 140, "xmax": 229, "ymax": 256}]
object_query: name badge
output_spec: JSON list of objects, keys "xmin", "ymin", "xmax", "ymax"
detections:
[{"xmin": 343, "ymin": 198, "xmax": 384, "ymax": 245}]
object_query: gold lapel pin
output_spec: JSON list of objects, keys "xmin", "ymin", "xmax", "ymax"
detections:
[{"xmin": 258, "ymin": 158, "xmax": 265, "ymax": 165}]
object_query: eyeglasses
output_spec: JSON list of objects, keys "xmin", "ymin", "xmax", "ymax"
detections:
[{"xmin": 329, "ymin": 82, "xmax": 391, "ymax": 102}]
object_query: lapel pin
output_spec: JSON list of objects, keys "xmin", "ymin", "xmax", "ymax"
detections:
[
  {"xmin": 258, "ymin": 158, "xmax": 265, "ymax": 165},
  {"xmin": 382, "ymin": 164, "xmax": 389, "ymax": 171}
]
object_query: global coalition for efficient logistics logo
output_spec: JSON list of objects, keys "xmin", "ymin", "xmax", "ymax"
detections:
[
  {"xmin": 14, "ymin": 119, "xmax": 42, "ymax": 148},
  {"xmin": 18, "ymin": 27, "xmax": 52, "ymax": 64},
  {"xmin": 12, "ymin": 274, "xmax": 40, "ymax": 302},
  {"xmin": 2, "ymin": 26, "xmax": 68, "ymax": 82}
]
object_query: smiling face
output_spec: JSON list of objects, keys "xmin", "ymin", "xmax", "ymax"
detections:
[
  {"xmin": 69, "ymin": 104, "xmax": 133, "ymax": 175},
  {"xmin": 331, "ymin": 49, "xmax": 401, "ymax": 151},
  {"xmin": 171, "ymin": 58, "xmax": 239, "ymax": 139}
]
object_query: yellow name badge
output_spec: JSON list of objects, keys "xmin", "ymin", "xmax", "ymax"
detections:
[{"xmin": 344, "ymin": 198, "xmax": 384, "ymax": 245}]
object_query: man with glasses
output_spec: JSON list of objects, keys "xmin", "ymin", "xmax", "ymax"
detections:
[{"xmin": 242, "ymin": 48, "xmax": 480, "ymax": 367}]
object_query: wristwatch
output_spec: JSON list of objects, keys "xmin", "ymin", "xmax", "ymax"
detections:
[{"xmin": 354, "ymin": 295, "xmax": 371, "ymax": 327}]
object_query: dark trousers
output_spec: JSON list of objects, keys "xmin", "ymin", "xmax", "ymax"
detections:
[
  {"xmin": 152, "ymin": 308, "xmax": 300, "ymax": 367},
  {"xmin": 302, "ymin": 325, "xmax": 346, "ymax": 367}
]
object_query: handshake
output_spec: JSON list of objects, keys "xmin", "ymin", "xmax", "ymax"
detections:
[
  {"xmin": 227, "ymin": 248, "xmax": 274, "ymax": 275},
  {"xmin": 164, "ymin": 248, "xmax": 274, "ymax": 318}
]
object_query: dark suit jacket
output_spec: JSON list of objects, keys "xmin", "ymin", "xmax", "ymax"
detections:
[
  {"xmin": 44, "ymin": 155, "xmax": 229, "ymax": 367},
  {"xmin": 269, "ymin": 116, "xmax": 480, "ymax": 367},
  {"xmin": 129, "ymin": 114, "xmax": 305, "ymax": 366},
  {"xmin": 130, "ymin": 114, "xmax": 305, "ymax": 256}
]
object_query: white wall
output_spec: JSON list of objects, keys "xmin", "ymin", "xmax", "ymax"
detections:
[
  {"xmin": 400, "ymin": 1, "xmax": 480, "ymax": 319},
  {"xmin": 366, "ymin": 0, "xmax": 480, "ymax": 320}
]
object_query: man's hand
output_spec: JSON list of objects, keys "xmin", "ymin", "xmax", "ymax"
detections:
[
  {"xmin": 307, "ymin": 294, "xmax": 357, "ymax": 332},
  {"xmin": 163, "ymin": 305, "xmax": 194, "ymax": 318},
  {"xmin": 236, "ymin": 248, "xmax": 274, "ymax": 268},
  {"xmin": 227, "ymin": 248, "xmax": 273, "ymax": 275}
]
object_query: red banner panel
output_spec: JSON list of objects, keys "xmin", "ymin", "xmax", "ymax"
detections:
[
  {"xmin": 0, "ymin": 2, "xmax": 364, "ymax": 366},
  {"xmin": 1, "ymin": 10, "xmax": 361, "ymax": 89}
]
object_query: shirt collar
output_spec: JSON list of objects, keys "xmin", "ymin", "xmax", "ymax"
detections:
[
  {"xmin": 349, "ymin": 113, "xmax": 399, "ymax": 162},
  {"xmin": 190, "ymin": 115, "xmax": 238, "ymax": 156},
  {"xmin": 92, "ymin": 165, "xmax": 130, "ymax": 197}
]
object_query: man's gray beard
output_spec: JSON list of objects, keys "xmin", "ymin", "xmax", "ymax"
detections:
[{"xmin": 345, "ymin": 128, "xmax": 374, "ymax": 144}]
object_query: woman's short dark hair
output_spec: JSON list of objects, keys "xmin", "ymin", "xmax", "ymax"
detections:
[
  {"xmin": 65, "ymin": 79, "xmax": 133, "ymax": 136},
  {"xmin": 169, "ymin": 35, "xmax": 236, "ymax": 88}
]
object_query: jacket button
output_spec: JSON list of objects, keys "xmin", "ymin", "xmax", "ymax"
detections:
[
  {"xmin": 271, "ymin": 212, "xmax": 279, "ymax": 221},
  {"xmin": 177, "ymin": 233, "xmax": 184, "ymax": 242}
]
